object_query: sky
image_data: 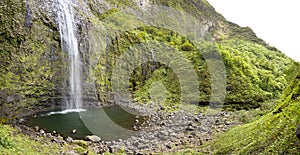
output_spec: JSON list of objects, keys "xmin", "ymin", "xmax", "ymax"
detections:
[{"xmin": 206, "ymin": 0, "xmax": 300, "ymax": 61}]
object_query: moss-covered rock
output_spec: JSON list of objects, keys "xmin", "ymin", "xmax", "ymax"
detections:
[{"xmin": 0, "ymin": 0, "xmax": 66, "ymax": 118}]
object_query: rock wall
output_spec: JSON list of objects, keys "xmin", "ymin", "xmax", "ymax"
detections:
[
  {"xmin": 0, "ymin": 0, "xmax": 294, "ymax": 119},
  {"xmin": 0, "ymin": 0, "xmax": 67, "ymax": 118}
]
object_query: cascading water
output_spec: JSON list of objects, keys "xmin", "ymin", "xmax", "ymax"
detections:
[{"xmin": 56, "ymin": 0, "xmax": 82, "ymax": 109}]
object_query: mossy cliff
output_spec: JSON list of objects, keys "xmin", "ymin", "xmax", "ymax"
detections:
[
  {"xmin": 84, "ymin": 0, "xmax": 294, "ymax": 109},
  {"xmin": 0, "ymin": 0, "xmax": 295, "ymax": 118},
  {"xmin": 0, "ymin": 0, "xmax": 66, "ymax": 119}
]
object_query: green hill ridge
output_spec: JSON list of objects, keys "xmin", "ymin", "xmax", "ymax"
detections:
[
  {"xmin": 0, "ymin": 0, "xmax": 299, "ymax": 154},
  {"xmin": 206, "ymin": 63, "xmax": 300, "ymax": 154}
]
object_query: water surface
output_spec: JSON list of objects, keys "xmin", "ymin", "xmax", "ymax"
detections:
[{"xmin": 24, "ymin": 106, "xmax": 146, "ymax": 141}]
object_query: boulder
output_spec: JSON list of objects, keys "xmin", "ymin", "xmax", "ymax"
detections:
[
  {"xmin": 34, "ymin": 126, "xmax": 39, "ymax": 131},
  {"xmin": 186, "ymin": 126, "xmax": 195, "ymax": 131},
  {"xmin": 66, "ymin": 137, "xmax": 73, "ymax": 143},
  {"xmin": 71, "ymin": 129, "xmax": 76, "ymax": 134},
  {"xmin": 52, "ymin": 137, "xmax": 64, "ymax": 144},
  {"xmin": 165, "ymin": 144, "xmax": 172, "ymax": 149},
  {"xmin": 109, "ymin": 145, "xmax": 123, "ymax": 153},
  {"xmin": 86, "ymin": 135, "xmax": 101, "ymax": 142}
]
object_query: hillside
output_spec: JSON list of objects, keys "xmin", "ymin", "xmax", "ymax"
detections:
[
  {"xmin": 206, "ymin": 63, "xmax": 300, "ymax": 154},
  {"xmin": 0, "ymin": 0, "xmax": 294, "ymax": 117},
  {"xmin": 0, "ymin": 0, "xmax": 298, "ymax": 154}
]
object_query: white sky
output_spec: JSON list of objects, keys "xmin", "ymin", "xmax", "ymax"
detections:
[{"xmin": 206, "ymin": 0, "xmax": 300, "ymax": 61}]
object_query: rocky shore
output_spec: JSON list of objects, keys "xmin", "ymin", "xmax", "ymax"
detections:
[
  {"xmin": 106, "ymin": 110, "xmax": 237, "ymax": 154},
  {"xmin": 16, "ymin": 103, "xmax": 241, "ymax": 154}
]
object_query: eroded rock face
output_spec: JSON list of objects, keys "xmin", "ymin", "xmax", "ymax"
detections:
[
  {"xmin": 0, "ymin": 0, "xmax": 110, "ymax": 113},
  {"xmin": 0, "ymin": 0, "xmax": 65, "ymax": 117}
]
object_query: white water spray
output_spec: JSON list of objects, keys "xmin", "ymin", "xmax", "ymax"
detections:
[{"xmin": 56, "ymin": 0, "xmax": 82, "ymax": 109}]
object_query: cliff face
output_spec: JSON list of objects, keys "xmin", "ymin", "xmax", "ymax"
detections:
[
  {"xmin": 0, "ymin": 0, "xmax": 294, "ymax": 118},
  {"xmin": 0, "ymin": 0, "xmax": 65, "ymax": 118}
]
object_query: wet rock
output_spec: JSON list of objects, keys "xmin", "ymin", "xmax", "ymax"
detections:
[
  {"xmin": 52, "ymin": 137, "xmax": 64, "ymax": 144},
  {"xmin": 72, "ymin": 129, "xmax": 76, "ymax": 134},
  {"xmin": 40, "ymin": 129, "xmax": 45, "ymax": 134},
  {"xmin": 34, "ymin": 126, "xmax": 39, "ymax": 131},
  {"xmin": 86, "ymin": 135, "xmax": 101, "ymax": 142},
  {"xmin": 296, "ymin": 125, "xmax": 300, "ymax": 139},
  {"xmin": 66, "ymin": 137, "xmax": 73, "ymax": 143},
  {"xmin": 24, "ymin": 0, "xmax": 32, "ymax": 28}
]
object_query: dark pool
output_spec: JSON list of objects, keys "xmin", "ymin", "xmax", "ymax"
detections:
[{"xmin": 23, "ymin": 106, "xmax": 147, "ymax": 141}]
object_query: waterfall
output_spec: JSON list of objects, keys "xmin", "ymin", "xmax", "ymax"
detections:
[{"xmin": 56, "ymin": 0, "xmax": 82, "ymax": 109}]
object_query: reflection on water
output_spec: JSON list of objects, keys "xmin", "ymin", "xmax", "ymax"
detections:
[{"xmin": 24, "ymin": 106, "xmax": 147, "ymax": 141}]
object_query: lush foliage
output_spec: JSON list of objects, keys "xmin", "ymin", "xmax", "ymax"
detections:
[
  {"xmin": 219, "ymin": 39, "xmax": 293, "ymax": 108},
  {"xmin": 94, "ymin": 25, "xmax": 293, "ymax": 109},
  {"xmin": 205, "ymin": 64, "xmax": 300, "ymax": 154}
]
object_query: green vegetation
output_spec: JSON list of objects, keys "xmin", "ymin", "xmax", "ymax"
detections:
[
  {"xmin": 219, "ymin": 39, "xmax": 293, "ymax": 108},
  {"xmin": 94, "ymin": 25, "xmax": 293, "ymax": 109},
  {"xmin": 0, "ymin": 0, "xmax": 65, "ymax": 119},
  {"xmin": 204, "ymin": 64, "xmax": 300, "ymax": 154},
  {"xmin": 0, "ymin": 0, "xmax": 292, "ymax": 116},
  {"xmin": 0, "ymin": 124, "xmax": 97, "ymax": 154},
  {"xmin": 0, "ymin": 0, "xmax": 299, "ymax": 154}
]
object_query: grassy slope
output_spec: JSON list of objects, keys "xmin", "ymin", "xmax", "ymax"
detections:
[
  {"xmin": 205, "ymin": 64, "xmax": 300, "ymax": 154},
  {"xmin": 0, "ymin": 125, "xmax": 61, "ymax": 154},
  {"xmin": 0, "ymin": 124, "xmax": 100, "ymax": 154}
]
